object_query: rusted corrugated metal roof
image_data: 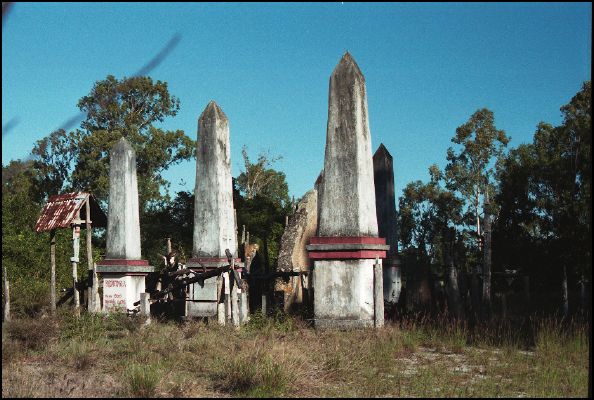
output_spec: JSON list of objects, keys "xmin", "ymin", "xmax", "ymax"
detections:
[{"xmin": 34, "ymin": 192, "xmax": 107, "ymax": 232}]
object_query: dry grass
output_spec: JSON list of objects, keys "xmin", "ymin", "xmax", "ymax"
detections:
[{"xmin": 1, "ymin": 310, "xmax": 589, "ymax": 398}]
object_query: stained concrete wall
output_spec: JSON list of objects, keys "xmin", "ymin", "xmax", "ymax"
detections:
[
  {"xmin": 106, "ymin": 138, "xmax": 142, "ymax": 260},
  {"xmin": 275, "ymin": 189, "xmax": 318, "ymax": 311},
  {"xmin": 313, "ymin": 259, "xmax": 376, "ymax": 328},
  {"xmin": 193, "ymin": 101, "xmax": 237, "ymax": 258},
  {"xmin": 277, "ymin": 189, "xmax": 318, "ymax": 273}
]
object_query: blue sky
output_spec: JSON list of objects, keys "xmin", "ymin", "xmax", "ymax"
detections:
[{"xmin": 2, "ymin": 2, "xmax": 591, "ymax": 203}]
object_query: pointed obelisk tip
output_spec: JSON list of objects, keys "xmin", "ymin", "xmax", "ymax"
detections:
[
  {"xmin": 113, "ymin": 136, "xmax": 132, "ymax": 152},
  {"xmin": 374, "ymin": 143, "xmax": 391, "ymax": 158},
  {"xmin": 200, "ymin": 100, "xmax": 228, "ymax": 122},
  {"xmin": 332, "ymin": 50, "xmax": 364, "ymax": 80}
]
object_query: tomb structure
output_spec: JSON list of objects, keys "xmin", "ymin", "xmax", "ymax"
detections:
[
  {"xmin": 306, "ymin": 53, "xmax": 389, "ymax": 329},
  {"xmin": 96, "ymin": 138, "xmax": 154, "ymax": 312}
]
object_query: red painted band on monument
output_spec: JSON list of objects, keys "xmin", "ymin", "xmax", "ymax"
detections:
[
  {"xmin": 97, "ymin": 259, "xmax": 149, "ymax": 266},
  {"xmin": 308, "ymin": 250, "xmax": 387, "ymax": 260},
  {"xmin": 188, "ymin": 257, "xmax": 241, "ymax": 263},
  {"xmin": 309, "ymin": 236, "xmax": 386, "ymax": 245},
  {"xmin": 100, "ymin": 273, "xmax": 150, "ymax": 276}
]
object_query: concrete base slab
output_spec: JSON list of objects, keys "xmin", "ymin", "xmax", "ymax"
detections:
[
  {"xmin": 383, "ymin": 265, "xmax": 402, "ymax": 304},
  {"xmin": 313, "ymin": 259, "xmax": 376, "ymax": 325},
  {"xmin": 186, "ymin": 276, "xmax": 220, "ymax": 317},
  {"xmin": 101, "ymin": 274, "xmax": 147, "ymax": 312},
  {"xmin": 186, "ymin": 301, "xmax": 218, "ymax": 317},
  {"xmin": 314, "ymin": 318, "xmax": 375, "ymax": 330}
]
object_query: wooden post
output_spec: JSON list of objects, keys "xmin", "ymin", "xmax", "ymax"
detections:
[
  {"xmin": 217, "ymin": 275, "xmax": 225, "ymax": 325},
  {"xmin": 239, "ymin": 282, "xmax": 249, "ymax": 324},
  {"xmin": 140, "ymin": 292, "xmax": 151, "ymax": 322},
  {"xmin": 92, "ymin": 262, "xmax": 100, "ymax": 313},
  {"xmin": 234, "ymin": 209, "xmax": 238, "ymax": 256},
  {"xmin": 85, "ymin": 197, "xmax": 94, "ymax": 312},
  {"xmin": 231, "ymin": 260, "xmax": 239, "ymax": 327},
  {"xmin": 3, "ymin": 266, "xmax": 10, "ymax": 322},
  {"xmin": 50, "ymin": 229, "xmax": 57, "ymax": 315},
  {"xmin": 71, "ymin": 210, "xmax": 81, "ymax": 315},
  {"xmin": 166, "ymin": 237, "xmax": 172, "ymax": 254},
  {"xmin": 261, "ymin": 293, "xmax": 267, "ymax": 316},
  {"xmin": 374, "ymin": 257, "xmax": 384, "ymax": 328},
  {"xmin": 224, "ymin": 272, "xmax": 231, "ymax": 324}
]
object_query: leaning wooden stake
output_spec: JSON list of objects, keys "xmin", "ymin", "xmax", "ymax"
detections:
[
  {"xmin": 374, "ymin": 257, "xmax": 384, "ymax": 328},
  {"xmin": 217, "ymin": 275, "xmax": 226, "ymax": 325},
  {"xmin": 231, "ymin": 259, "xmax": 240, "ymax": 327},
  {"xmin": 3, "ymin": 266, "xmax": 10, "ymax": 322}
]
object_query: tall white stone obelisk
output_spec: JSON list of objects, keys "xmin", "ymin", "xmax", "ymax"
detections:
[
  {"xmin": 96, "ymin": 137, "xmax": 154, "ymax": 312},
  {"xmin": 186, "ymin": 101, "xmax": 241, "ymax": 319},
  {"xmin": 307, "ymin": 52, "xmax": 389, "ymax": 329}
]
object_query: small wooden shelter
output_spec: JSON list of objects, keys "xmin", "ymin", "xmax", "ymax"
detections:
[{"xmin": 35, "ymin": 192, "xmax": 107, "ymax": 314}]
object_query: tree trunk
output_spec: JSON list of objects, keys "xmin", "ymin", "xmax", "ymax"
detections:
[
  {"xmin": 445, "ymin": 248, "xmax": 463, "ymax": 319},
  {"xmin": 470, "ymin": 267, "xmax": 481, "ymax": 319},
  {"xmin": 476, "ymin": 190, "xmax": 482, "ymax": 250},
  {"xmin": 579, "ymin": 275, "xmax": 587, "ymax": 312},
  {"xmin": 562, "ymin": 265, "xmax": 569, "ymax": 318},
  {"xmin": 482, "ymin": 192, "xmax": 492, "ymax": 320}
]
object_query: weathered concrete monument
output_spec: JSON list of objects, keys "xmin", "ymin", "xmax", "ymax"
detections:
[
  {"xmin": 306, "ymin": 52, "xmax": 389, "ymax": 329},
  {"xmin": 96, "ymin": 138, "xmax": 154, "ymax": 312},
  {"xmin": 373, "ymin": 144, "xmax": 402, "ymax": 308},
  {"xmin": 186, "ymin": 101, "xmax": 242, "ymax": 321},
  {"xmin": 275, "ymin": 188, "xmax": 318, "ymax": 312}
]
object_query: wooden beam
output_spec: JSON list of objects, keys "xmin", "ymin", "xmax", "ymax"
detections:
[
  {"xmin": 50, "ymin": 229, "xmax": 56, "ymax": 315},
  {"xmin": 72, "ymin": 210, "xmax": 81, "ymax": 315},
  {"xmin": 85, "ymin": 197, "xmax": 96, "ymax": 312}
]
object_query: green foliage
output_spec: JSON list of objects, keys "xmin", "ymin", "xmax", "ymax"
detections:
[
  {"xmin": 2, "ymin": 161, "xmax": 89, "ymax": 317},
  {"xmin": 30, "ymin": 75, "xmax": 195, "ymax": 206},
  {"xmin": 444, "ymin": 108, "xmax": 510, "ymax": 245},
  {"xmin": 235, "ymin": 174, "xmax": 291, "ymax": 270},
  {"xmin": 236, "ymin": 145, "xmax": 290, "ymax": 207},
  {"xmin": 494, "ymin": 80, "xmax": 591, "ymax": 295},
  {"xmin": 78, "ymin": 74, "xmax": 180, "ymax": 136}
]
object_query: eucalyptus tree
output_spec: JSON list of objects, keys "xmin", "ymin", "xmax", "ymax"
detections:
[{"xmin": 444, "ymin": 108, "xmax": 510, "ymax": 317}]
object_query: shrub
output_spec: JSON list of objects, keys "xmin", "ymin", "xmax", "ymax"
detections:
[
  {"xmin": 5, "ymin": 317, "xmax": 59, "ymax": 351},
  {"xmin": 126, "ymin": 362, "xmax": 162, "ymax": 398}
]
